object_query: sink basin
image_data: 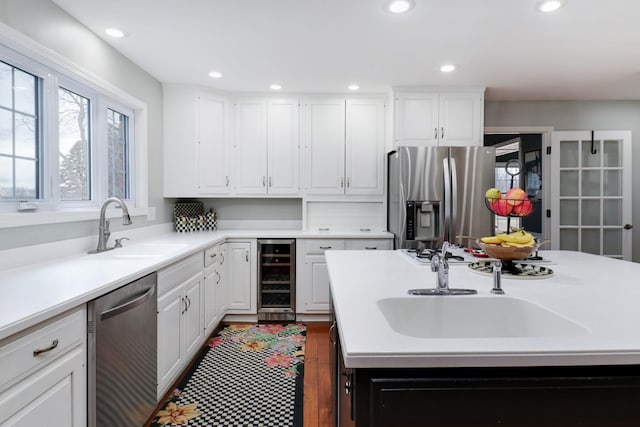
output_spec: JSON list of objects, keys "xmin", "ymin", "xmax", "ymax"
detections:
[
  {"xmin": 377, "ymin": 296, "xmax": 588, "ymax": 339},
  {"xmin": 106, "ymin": 243, "xmax": 189, "ymax": 260}
]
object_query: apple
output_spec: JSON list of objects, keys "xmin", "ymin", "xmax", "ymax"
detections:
[
  {"xmin": 512, "ymin": 198, "xmax": 533, "ymax": 216},
  {"xmin": 489, "ymin": 198, "xmax": 513, "ymax": 216},
  {"xmin": 484, "ymin": 187, "xmax": 502, "ymax": 201},
  {"xmin": 506, "ymin": 187, "xmax": 526, "ymax": 207}
]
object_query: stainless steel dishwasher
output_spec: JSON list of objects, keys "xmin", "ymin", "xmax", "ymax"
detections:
[{"xmin": 87, "ymin": 272, "xmax": 157, "ymax": 427}]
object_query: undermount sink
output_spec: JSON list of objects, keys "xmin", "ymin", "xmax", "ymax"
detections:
[
  {"xmin": 107, "ymin": 243, "xmax": 189, "ymax": 260},
  {"xmin": 377, "ymin": 296, "xmax": 588, "ymax": 339}
]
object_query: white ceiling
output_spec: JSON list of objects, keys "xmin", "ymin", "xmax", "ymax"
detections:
[{"xmin": 50, "ymin": 0, "xmax": 640, "ymax": 100}]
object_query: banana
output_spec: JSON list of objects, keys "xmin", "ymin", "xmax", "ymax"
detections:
[
  {"xmin": 501, "ymin": 241, "xmax": 535, "ymax": 248},
  {"xmin": 480, "ymin": 236, "xmax": 502, "ymax": 244},
  {"xmin": 497, "ymin": 230, "xmax": 534, "ymax": 245}
]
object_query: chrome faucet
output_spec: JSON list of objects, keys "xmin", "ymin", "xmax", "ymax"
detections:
[
  {"xmin": 89, "ymin": 197, "xmax": 132, "ymax": 254},
  {"xmin": 407, "ymin": 242, "xmax": 478, "ymax": 296},
  {"xmin": 431, "ymin": 242, "xmax": 450, "ymax": 291}
]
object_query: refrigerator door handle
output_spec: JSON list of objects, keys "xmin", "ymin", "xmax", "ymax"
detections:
[
  {"xmin": 442, "ymin": 157, "xmax": 451, "ymax": 243},
  {"xmin": 450, "ymin": 157, "xmax": 458, "ymax": 244}
]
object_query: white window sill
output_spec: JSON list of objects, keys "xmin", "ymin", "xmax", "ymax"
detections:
[{"xmin": 0, "ymin": 207, "xmax": 150, "ymax": 229}]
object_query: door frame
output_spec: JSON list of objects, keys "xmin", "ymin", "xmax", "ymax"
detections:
[{"xmin": 484, "ymin": 126, "xmax": 554, "ymax": 241}]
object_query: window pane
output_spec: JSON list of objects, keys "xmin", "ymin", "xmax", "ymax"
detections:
[
  {"xmin": 14, "ymin": 113, "xmax": 36, "ymax": 158},
  {"xmin": 0, "ymin": 108, "xmax": 11, "ymax": 155},
  {"xmin": 0, "ymin": 61, "xmax": 11, "ymax": 109},
  {"xmin": 107, "ymin": 108, "xmax": 130, "ymax": 199},
  {"xmin": 15, "ymin": 158, "xmax": 36, "ymax": 198},
  {"xmin": 0, "ymin": 156, "xmax": 12, "ymax": 198},
  {"xmin": 14, "ymin": 68, "xmax": 36, "ymax": 115},
  {"xmin": 59, "ymin": 87, "xmax": 90, "ymax": 201}
]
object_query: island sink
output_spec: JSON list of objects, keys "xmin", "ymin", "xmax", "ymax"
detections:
[{"xmin": 377, "ymin": 296, "xmax": 588, "ymax": 339}]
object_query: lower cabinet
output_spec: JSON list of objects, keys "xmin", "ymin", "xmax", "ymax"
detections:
[
  {"xmin": 0, "ymin": 307, "xmax": 86, "ymax": 427},
  {"xmin": 203, "ymin": 243, "xmax": 229, "ymax": 337},
  {"xmin": 224, "ymin": 240, "xmax": 257, "ymax": 314},
  {"xmin": 157, "ymin": 253, "xmax": 204, "ymax": 399},
  {"xmin": 297, "ymin": 238, "xmax": 392, "ymax": 314}
]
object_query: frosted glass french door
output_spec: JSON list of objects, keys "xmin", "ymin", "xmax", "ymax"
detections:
[{"xmin": 550, "ymin": 131, "xmax": 632, "ymax": 260}]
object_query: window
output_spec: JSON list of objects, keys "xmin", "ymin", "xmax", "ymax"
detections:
[
  {"xmin": 58, "ymin": 87, "xmax": 91, "ymax": 201},
  {"xmin": 0, "ymin": 60, "xmax": 41, "ymax": 200},
  {"xmin": 107, "ymin": 108, "xmax": 130, "ymax": 199},
  {"xmin": 0, "ymin": 41, "xmax": 145, "ymax": 222}
]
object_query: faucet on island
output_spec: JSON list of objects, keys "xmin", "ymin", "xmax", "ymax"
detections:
[
  {"xmin": 408, "ymin": 242, "xmax": 477, "ymax": 296},
  {"xmin": 88, "ymin": 197, "xmax": 132, "ymax": 254}
]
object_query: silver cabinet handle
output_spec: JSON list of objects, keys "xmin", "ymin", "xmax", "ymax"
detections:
[
  {"xmin": 186, "ymin": 295, "xmax": 191, "ymax": 311},
  {"xmin": 268, "ymin": 176, "xmax": 272, "ymax": 187},
  {"xmin": 263, "ymin": 176, "xmax": 266, "ymax": 187},
  {"xmin": 33, "ymin": 339, "xmax": 59, "ymax": 357},
  {"xmin": 329, "ymin": 322, "xmax": 337, "ymax": 344},
  {"xmin": 346, "ymin": 177, "xmax": 350, "ymax": 188},
  {"xmin": 319, "ymin": 228, "xmax": 330, "ymax": 231},
  {"xmin": 225, "ymin": 176, "xmax": 229, "ymax": 187},
  {"xmin": 210, "ymin": 253, "xmax": 217, "ymax": 259},
  {"xmin": 360, "ymin": 228, "xmax": 371, "ymax": 232},
  {"xmin": 340, "ymin": 178, "xmax": 344, "ymax": 188},
  {"xmin": 434, "ymin": 127, "xmax": 438, "ymax": 139},
  {"xmin": 220, "ymin": 253, "xmax": 225, "ymax": 264},
  {"xmin": 441, "ymin": 127, "xmax": 444, "ymax": 139},
  {"xmin": 320, "ymin": 246, "xmax": 332, "ymax": 250},
  {"xmin": 181, "ymin": 297, "xmax": 187, "ymax": 314},
  {"xmin": 216, "ymin": 271, "xmax": 221, "ymax": 284},
  {"xmin": 246, "ymin": 250, "xmax": 249, "ymax": 262},
  {"xmin": 365, "ymin": 247, "xmax": 377, "ymax": 250}
]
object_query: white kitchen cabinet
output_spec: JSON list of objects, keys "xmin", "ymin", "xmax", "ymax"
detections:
[
  {"xmin": 394, "ymin": 89, "xmax": 484, "ymax": 147},
  {"xmin": 0, "ymin": 307, "xmax": 86, "ymax": 427},
  {"xmin": 233, "ymin": 97, "xmax": 299, "ymax": 195},
  {"xmin": 157, "ymin": 253, "xmax": 204, "ymax": 399},
  {"xmin": 197, "ymin": 92, "xmax": 231, "ymax": 194},
  {"xmin": 303, "ymin": 97, "xmax": 385, "ymax": 195},
  {"xmin": 163, "ymin": 86, "xmax": 231, "ymax": 196},
  {"xmin": 296, "ymin": 238, "xmax": 392, "ymax": 313},
  {"xmin": 203, "ymin": 244, "xmax": 228, "ymax": 336},
  {"xmin": 224, "ymin": 240, "xmax": 257, "ymax": 314}
]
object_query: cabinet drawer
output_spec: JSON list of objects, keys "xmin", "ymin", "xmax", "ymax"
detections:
[
  {"xmin": 0, "ymin": 307, "xmax": 85, "ymax": 391},
  {"xmin": 158, "ymin": 252, "xmax": 203, "ymax": 295},
  {"xmin": 204, "ymin": 245, "xmax": 222, "ymax": 267},
  {"xmin": 347, "ymin": 239, "xmax": 393, "ymax": 251},
  {"xmin": 305, "ymin": 239, "xmax": 345, "ymax": 254}
]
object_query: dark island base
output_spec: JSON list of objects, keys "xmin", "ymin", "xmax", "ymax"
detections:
[{"xmin": 338, "ymin": 363, "xmax": 640, "ymax": 427}]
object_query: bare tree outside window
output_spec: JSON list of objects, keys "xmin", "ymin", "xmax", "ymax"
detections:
[
  {"xmin": 58, "ymin": 87, "xmax": 90, "ymax": 201},
  {"xmin": 107, "ymin": 108, "xmax": 130, "ymax": 199}
]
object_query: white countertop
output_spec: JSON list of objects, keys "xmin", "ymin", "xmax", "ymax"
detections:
[
  {"xmin": 326, "ymin": 249, "xmax": 640, "ymax": 369},
  {"xmin": 0, "ymin": 226, "xmax": 392, "ymax": 342}
]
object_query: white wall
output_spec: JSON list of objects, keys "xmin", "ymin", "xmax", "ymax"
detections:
[
  {"xmin": 485, "ymin": 100, "xmax": 640, "ymax": 262},
  {"xmin": 0, "ymin": 0, "xmax": 170, "ymax": 250}
]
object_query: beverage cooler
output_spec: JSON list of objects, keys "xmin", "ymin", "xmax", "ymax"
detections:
[{"xmin": 257, "ymin": 239, "xmax": 296, "ymax": 321}]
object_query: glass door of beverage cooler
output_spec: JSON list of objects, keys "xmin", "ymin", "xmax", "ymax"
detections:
[{"xmin": 258, "ymin": 239, "xmax": 296, "ymax": 321}]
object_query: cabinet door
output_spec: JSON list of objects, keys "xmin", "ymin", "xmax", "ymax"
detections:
[
  {"xmin": 157, "ymin": 284, "xmax": 183, "ymax": 396},
  {"xmin": 0, "ymin": 347, "xmax": 85, "ymax": 426},
  {"xmin": 303, "ymin": 98, "xmax": 346, "ymax": 194},
  {"xmin": 268, "ymin": 98, "xmax": 300, "ymax": 195},
  {"xmin": 394, "ymin": 92, "xmax": 439, "ymax": 147},
  {"xmin": 225, "ymin": 242, "xmax": 255, "ymax": 313},
  {"xmin": 182, "ymin": 274, "xmax": 203, "ymax": 359},
  {"xmin": 216, "ymin": 247, "xmax": 229, "ymax": 317},
  {"xmin": 346, "ymin": 98, "xmax": 385, "ymax": 195},
  {"xmin": 438, "ymin": 92, "xmax": 483, "ymax": 146},
  {"xmin": 197, "ymin": 93, "xmax": 230, "ymax": 194},
  {"xmin": 203, "ymin": 267, "xmax": 218, "ymax": 334},
  {"xmin": 234, "ymin": 99, "xmax": 268, "ymax": 194},
  {"xmin": 303, "ymin": 254, "xmax": 331, "ymax": 312}
]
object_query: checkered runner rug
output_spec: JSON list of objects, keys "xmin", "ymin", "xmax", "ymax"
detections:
[{"xmin": 150, "ymin": 324, "xmax": 305, "ymax": 427}]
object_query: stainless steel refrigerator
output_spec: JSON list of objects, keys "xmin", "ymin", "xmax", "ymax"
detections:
[{"xmin": 388, "ymin": 146, "xmax": 496, "ymax": 250}]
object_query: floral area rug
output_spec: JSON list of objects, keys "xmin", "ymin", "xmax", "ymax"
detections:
[{"xmin": 150, "ymin": 323, "xmax": 306, "ymax": 427}]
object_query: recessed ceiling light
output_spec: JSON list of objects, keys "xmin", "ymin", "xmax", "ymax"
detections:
[
  {"xmin": 348, "ymin": 84, "xmax": 360, "ymax": 91},
  {"xmin": 440, "ymin": 64, "xmax": 456, "ymax": 73},
  {"xmin": 536, "ymin": 0, "xmax": 566, "ymax": 13},
  {"xmin": 386, "ymin": 0, "xmax": 415, "ymax": 14},
  {"xmin": 208, "ymin": 71, "xmax": 223, "ymax": 79},
  {"xmin": 105, "ymin": 28, "xmax": 126, "ymax": 38},
  {"xmin": 270, "ymin": 84, "xmax": 282, "ymax": 90}
]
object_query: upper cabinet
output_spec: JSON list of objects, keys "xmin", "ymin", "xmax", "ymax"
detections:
[
  {"xmin": 233, "ymin": 97, "xmax": 299, "ymax": 195},
  {"xmin": 302, "ymin": 97, "xmax": 385, "ymax": 195},
  {"xmin": 163, "ymin": 85, "xmax": 231, "ymax": 197},
  {"xmin": 394, "ymin": 88, "xmax": 484, "ymax": 147}
]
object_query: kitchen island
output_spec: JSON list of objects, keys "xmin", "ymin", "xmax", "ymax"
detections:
[{"xmin": 326, "ymin": 249, "xmax": 640, "ymax": 427}]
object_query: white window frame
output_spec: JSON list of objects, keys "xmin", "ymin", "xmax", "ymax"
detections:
[{"xmin": 0, "ymin": 22, "xmax": 149, "ymax": 227}]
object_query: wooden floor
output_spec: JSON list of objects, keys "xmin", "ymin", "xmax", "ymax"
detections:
[{"xmin": 304, "ymin": 322, "xmax": 333, "ymax": 427}]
